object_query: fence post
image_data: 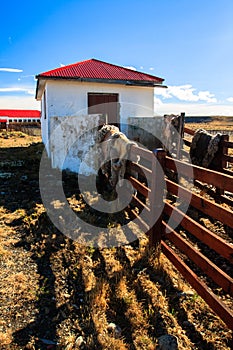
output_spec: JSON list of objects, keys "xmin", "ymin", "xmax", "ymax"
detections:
[
  {"xmin": 176, "ymin": 112, "xmax": 185, "ymax": 159},
  {"xmin": 220, "ymin": 134, "xmax": 229, "ymax": 172},
  {"xmin": 215, "ymin": 134, "xmax": 229, "ymax": 197},
  {"xmin": 148, "ymin": 148, "xmax": 166, "ymax": 247}
]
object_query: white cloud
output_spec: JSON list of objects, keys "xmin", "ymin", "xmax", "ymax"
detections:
[
  {"xmin": 0, "ymin": 68, "xmax": 23, "ymax": 73},
  {"xmin": 18, "ymin": 75, "xmax": 37, "ymax": 82},
  {"xmin": 0, "ymin": 87, "xmax": 35, "ymax": 95},
  {"xmin": 155, "ymin": 84, "xmax": 217, "ymax": 103},
  {"xmin": 197, "ymin": 90, "xmax": 217, "ymax": 103},
  {"xmin": 154, "ymin": 98, "xmax": 233, "ymax": 116},
  {"xmin": 226, "ymin": 97, "xmax": 233, "ymax": 103},
  {"xmin": 0, "ymin": 95, "xmax": 40, "ymax": 109},
  {"xmin": 124, "ymin": 66, "xmax": 137, "ymax": 71},
  {"xmin": 149, "ymin": 67, "xmax": 154, "ymax": 71},
  {"xmin": 19, "ymin": 74, "xmax": 35, "ymax": 79}
]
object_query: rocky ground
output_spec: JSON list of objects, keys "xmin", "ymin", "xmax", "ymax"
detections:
[{"xmin": 0, "ymin": 128, "xmax": 232, "ymax": 349}]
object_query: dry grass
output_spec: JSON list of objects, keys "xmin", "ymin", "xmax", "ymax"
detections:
[
  {"xmin": 0, "ymin": 130, "xmax": 232, "ymax": 349},
  {"xmin": 186, "ymin": 116, "xmax": 233, "ymax": 133}
]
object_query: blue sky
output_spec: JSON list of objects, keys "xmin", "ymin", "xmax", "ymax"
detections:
[{"xmin": 1, "ymin": 0, "xmax": 233, "ymax": 116}]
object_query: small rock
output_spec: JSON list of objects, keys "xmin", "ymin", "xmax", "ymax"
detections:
[
  {"xmin": 183, "ymin": 320, "xmax": 193, "ymax": 328},
  {"xmin": 107, "ymin": 322, "xmax": 122, "ymax": 338},
  {"xmin": 75, "ymin": 335, "xmax": 86, "ymax": 348},
  {"xmin": 39, "ymin": 338, "xmax": 57, "ymax": 345},
  {"xmin": 184, "ymin": 290, "xmax": 195, "ymax": 296},
  {"xmin": 178, "ymin": 290, "xmax": 195, "ymax": 298},
  {"xmin": 158, "ymin": 334, "xmax": 178, "ymax": 350}
]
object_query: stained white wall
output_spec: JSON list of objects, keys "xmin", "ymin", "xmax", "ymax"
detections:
[
  {"xmin": 50, "ymin": 114, "xmax": 101, "ymax": 174},
  {"xmin": 40, "ymin": 79, "xmax": 156, "ymax": 172},
  {"xmin": 128, "ymin": 116, "xmax": 164, "ymax": 150},
  {"xmin": 43, "ymin": 80, "xmax": 154, "ymax": 134}
]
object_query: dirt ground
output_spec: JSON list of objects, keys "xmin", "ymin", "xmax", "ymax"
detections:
[{"xmin": 0, "ymin": 126, "xmax": 232, "ymax": 350}]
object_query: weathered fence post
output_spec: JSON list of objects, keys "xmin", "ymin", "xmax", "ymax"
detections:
[
  {"xmin": 219, "ymin": 134, "xmax": 229, "ymax": 172},
  {"xmin": 176, "ymin": 112, "xmax": 185, "ymax": 159},
  {"xmin": 148, "ymin": 148, "xmax": 166, "ymax": 247},
  {"xmin": 215, "ymin": 134, "xmax": 229, "ymax": 197}
]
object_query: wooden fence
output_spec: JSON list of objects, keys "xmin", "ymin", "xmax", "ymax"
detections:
[
  {"xmin": 183, "ymin": 126, "xmax": 233, "ymax": 206},
  {"xmin": 7, "ymin": 122, "xmax": 41, "ymax": 135},
  {"xmin": 183, "ymin": 126, "xmax": 233, "ymax": 175},
  {"xmin": 127, "ymin": 145, "xmax": 233, "ymax": 331}
]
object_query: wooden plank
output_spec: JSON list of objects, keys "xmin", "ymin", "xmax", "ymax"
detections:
[
  {"xmin": 223, "ymin": 154, "xmax": 233, "ymax": 163},
  {"xmin": 130, "ymin": 144, "xmax": 153, "ymax": 162},
  {"xmin": 129, "ymin": 162, "xmax": 152, "ymax": 180},
  {"xmin": 165, "ymin": 156, "xmax": 233, "ymax": 193},
  {"xmin": 223, "ymin": 141, "xmax": 233, "ymax": 149},
  {"xmin": 181, "ymin": 149, "xmax": 190, "ymax": 158},
  {"xmin": 162, "ymin": 222, "xmax": 233, "ymax": 296},
  {"xmin": 183, "ymin": 139, "xmax": 191, "ymax": 147},
  {"xmin": 130, "ymin": 208, "xmax": 149, "ymax": 233},
  {"xmin": 194, "ymin": 180, "xmax": 233, "ymax": 206},
  {"xmin": 131, "ymin": 194, "xmax": 150, "ymax": 221},
  {"xmin": 164, "ymin": 202, "xmax": 233, "ymax": 263},
  {"xmin": 223, "ymin": 169, "xmax": 233, "ymax": 177},
  {"xmin": 161, "ymin": 241, "xmax": 233, "ymax": 330},
  {"xmin": 165, "ymin": 179, "xmax": 233, "ymax": 229},
  {"xmin": 184, "ymin": 127, "xmax": 195, "ymax": 136},
  {"xmin": 148, "ymin": 149, "xmax": 166, "ymax": 246},
  {"xmin": 126, "ymin": 175, "xmax": 150, "ymax": 198}
]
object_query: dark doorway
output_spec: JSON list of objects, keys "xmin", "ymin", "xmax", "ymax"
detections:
[{"xmin": 88, "ymin": 93, "xmax": 120, "ymax": 127}]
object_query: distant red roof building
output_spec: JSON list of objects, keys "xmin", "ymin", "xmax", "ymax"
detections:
[
  {"xmin": 0, "ymin": 109, "xmax": 40, "ymax": 118},
  {"xmin": 0, "ymin": 109, "xmax": 40, "ymax": 123}
]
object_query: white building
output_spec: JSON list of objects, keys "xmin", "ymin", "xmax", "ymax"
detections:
[{"xmin": 35, "ymin": 58, "xmax": 165, "ymax": 173}]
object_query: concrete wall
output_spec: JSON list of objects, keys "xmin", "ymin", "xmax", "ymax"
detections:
[
  {"xmin": 49, "ymin": 114, "xmax": 103, "ymax": 174},
  {"xmin": 48, "ymin": 115, "xmax": 165, "ymax": 174},
  {"xmin": 127, "ymin": 116, "xmax": 164, "ymax": 150}
]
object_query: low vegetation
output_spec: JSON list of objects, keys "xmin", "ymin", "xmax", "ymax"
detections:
[{"xmin": 0, "ymin": 131, "xmax": 232, "ymax": 349}]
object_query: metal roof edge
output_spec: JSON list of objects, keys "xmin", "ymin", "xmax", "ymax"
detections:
[{"xmin": 35, "ymin": 75, "xmax": 165, "ymax": 87}]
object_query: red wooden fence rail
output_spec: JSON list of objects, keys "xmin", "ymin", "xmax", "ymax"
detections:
[{"xmin": 128, "ymin": 144, "xmax": 233, "ymax": 331}]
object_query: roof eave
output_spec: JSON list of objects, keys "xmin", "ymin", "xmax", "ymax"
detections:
[
  {"xmin": 35, "ymin": 78, "xmax": 46, "ymax": 100},
  {"xmin": 35, "ymin": 75, "xmax": 166, "ymax": 88}
]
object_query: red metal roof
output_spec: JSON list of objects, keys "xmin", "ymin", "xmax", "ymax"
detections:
[
  {"xmin": 0, "ymin": 109, "xmax": 41, "ymax": 118},
  {"xmin": 36, "ymin": 58, "xmax": 164, "ymax": 84}
]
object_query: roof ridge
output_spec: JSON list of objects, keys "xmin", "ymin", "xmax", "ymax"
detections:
[
  {"xmin": 36, "ymin": 59, "xmax": 89, "ymax": 76},
  {"xmin": 89, "ymin": 59, "xmax": 162, "ymax": 80}
]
